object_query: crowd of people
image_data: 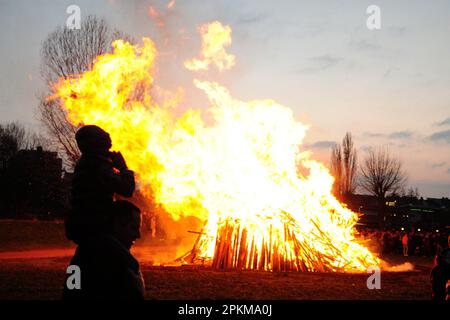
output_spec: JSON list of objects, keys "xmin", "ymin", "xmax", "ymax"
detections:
[
  {"xmin": 358, "ymin": 227, "xmax": 450, "ymax": 300},
  {"xmin": 358, "ymin": 228, "xmax": 449, "ymax": 257}
]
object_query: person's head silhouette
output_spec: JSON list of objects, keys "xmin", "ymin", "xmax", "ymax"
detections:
[{"xmin": 75, "ymin": 125, "xmax": 112, "ymax": 155}]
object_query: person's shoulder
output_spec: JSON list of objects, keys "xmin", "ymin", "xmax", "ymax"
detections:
[
  {"xmin": 75, "ymin": 154, "xmax": 101, "ymax": 169},
  {"xmin": 79, "ymin": 155, "xmax": 114, "ymax": 174}
]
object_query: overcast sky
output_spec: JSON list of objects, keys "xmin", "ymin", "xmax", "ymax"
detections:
[{"xmin": 0, "ymin": 0, "xmax": 449, "ymax": 198}]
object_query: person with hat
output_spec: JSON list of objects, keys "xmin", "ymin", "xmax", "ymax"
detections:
[{"xmin": 65, "ymin": 125, "xmax": 135, "ymax": 245}]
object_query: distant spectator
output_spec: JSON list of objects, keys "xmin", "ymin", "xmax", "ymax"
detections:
[{"xmin": 402, "ymin": 233, "xmax": 409, "ymax": 257}]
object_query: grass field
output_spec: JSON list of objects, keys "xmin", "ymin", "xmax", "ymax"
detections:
[
  {"xmin": 0, "ymin": 220, "xmax": 434, "ymax": 300},
  {"xmin": 0, "ymin": 219, "xmax": 74, "ymax": 252}
]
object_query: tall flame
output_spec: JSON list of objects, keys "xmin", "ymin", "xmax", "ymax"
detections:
[{"xmin": 51, "ymin": 25, "xmax": 379, "ymax": 272}]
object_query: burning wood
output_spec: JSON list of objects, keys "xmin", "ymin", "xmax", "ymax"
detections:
[{"xmin": 184, "ymin": 209, "xmax": 378, "ymax": 272}]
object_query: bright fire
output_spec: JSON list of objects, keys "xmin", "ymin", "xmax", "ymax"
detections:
[
  {"xmin": 184, "ymin": 21, "xmax": 235, "ymax": 71},
  {"xmin": 51, "ymin": 22, "xmax": 379, "ymax": 272}
]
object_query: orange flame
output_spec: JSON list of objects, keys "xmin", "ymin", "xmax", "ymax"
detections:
[
  {"xmin": 148, "ymin": 6, "xmax": 165, "ymax": 28},
  {"xmin": 51, "ymin": 25, "xmax": 379, "ymax": 272},
  {"xmin": 184, "ymin": 21, "xmax": 235, "ymax": 72}
]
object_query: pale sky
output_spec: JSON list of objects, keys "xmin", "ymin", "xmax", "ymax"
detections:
[{"xmin": 0, "ymin": 0, "xmax": 449, "ymax": 197}]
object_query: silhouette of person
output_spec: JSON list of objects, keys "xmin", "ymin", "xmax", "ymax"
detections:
[
  {"xmin": 65, "ymin": 125, "xmax": 135, "ymax": 245},
  {"xmin": 63, "ymin": 200, "xmax": 145, "ymax": 300},
  {"xmin": 430, "ymin": 235, "xmax": 450, "ymax": 300}
]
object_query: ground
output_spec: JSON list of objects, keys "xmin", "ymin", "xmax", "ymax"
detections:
[{"xmin": 0, "ymin": 220, "xmax": 433, "ymax": 300}]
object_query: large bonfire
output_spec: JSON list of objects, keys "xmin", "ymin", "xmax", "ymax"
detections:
[{"xmin": 50, "ymin": 21, "xmax": 380, "ymax": 272}]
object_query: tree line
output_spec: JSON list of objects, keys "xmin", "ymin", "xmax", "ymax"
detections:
[
  {"xmin": 330, "ymin": 132, "xmax": 419, "ymax": 226},
  {"xmin": 330, "ymin": 132, "xmax": 411, "ymax": 200}
]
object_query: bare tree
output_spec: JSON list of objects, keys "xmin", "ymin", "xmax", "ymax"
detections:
[
  {"xmin": 359, "ymin": 146, "xmax": 407, "ymax": 199},
  {"xmin": 39, "ymin": 15, "xmax": 132, "ymax": 169},
  {"xmin": 331, "ymin": 132, "xmax": 358, "ymax": 198},
  {"xmin": 342, "ymin": 133, "xmax": 358, "ymax": 195},
  {"xmin": 331, "ymin": 144, "xmax": 343, "ymax": 197},
  {"xmin": 406, "ymin": 186, "xmax": 420, "ymax": 199},
  {"xmin": 359, "ymin": 146, "xmax": 407, "ymax": 227},
  {"xmin": 0, "ymin": 126, "xmax": 18, "ymax": 170},
  {"xmin": 0, "ymin": 122, "xmax": 46, "ymax": 150},
  {"xmin": 0, "ymin": 122, "xmax": 48, "ymax": 169},
  {"xmin": 38, "ymin": 97, "xmax": 80, "ymax": 167}
]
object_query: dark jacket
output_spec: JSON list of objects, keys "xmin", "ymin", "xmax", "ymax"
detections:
[
  {"xmin": 430, "ymin": 247, "xmax": 450, "ymax": 300},
  {"xmin": 63, "ymin": 234, "xmax": 145, "ymax": 300},
  {"xmin": 65, "ymin": 153, "xmax": 135, "ymax": 244}
]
